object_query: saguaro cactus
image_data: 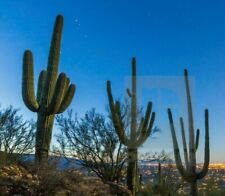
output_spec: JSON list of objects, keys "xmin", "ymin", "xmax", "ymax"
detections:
[
  {"xmin": 153, "ymin": 163, "xmax": 181, "ymax": 195},
  {"xmin": 22, "ymin": 15, "xmax": 76, "ymax": 165},
  {"xmin": 167, "ymin": 69, "xmax": 209, "ymax": 196},
  {"xmin": 107, "ymin": 58, "xmax": 155, "ymax": 194}
]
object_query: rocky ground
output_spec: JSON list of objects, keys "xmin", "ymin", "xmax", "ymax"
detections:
[{"xmin": 0, "ymin": 164, "xmax": 131, "ymax": 196}]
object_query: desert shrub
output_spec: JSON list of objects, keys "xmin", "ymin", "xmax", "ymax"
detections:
[
  {"xmin": 55, "ymin": 108, "xmax": 127, "ymax": 183},
  {"xmin": 198, "ymin": 176, "xmax": 225, "ymax": 196},
  {"xmin": 137, "ymin": 164, "xmax": 184, "ymax": 196},
  {"xmin": 0, "ymin": 160, "xmax": 131, "ymax": 195},
  {"xmin": 0, "ymin": 164, "xmax": 39, "ymax": 195},
  {"xmin": 0, "ymin": 105, "xmax": 35, "ymax": 166}
]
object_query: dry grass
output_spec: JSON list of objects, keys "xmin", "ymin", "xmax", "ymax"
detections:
[{"xmin": 0, "ymin": 162, "xmax": 131, "ymax": 196}]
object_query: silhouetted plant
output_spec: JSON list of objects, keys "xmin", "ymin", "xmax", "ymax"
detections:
[
  {"xmin": 137, "ymin": 162, "xmax": 183, "ymax": 196},
  {"xmin": 22, "ymin": 15, "xmax": 76, "ymax": 166},
  {"xmin": 139, "ymin": 150, "xmax": 172, "ymax": 164},
  {"xmin": 151, "ymin": 163, "xmax": 183, "ymax": 196},
  {"xmin": 55, "ymin": 108, "xmax": 127, "ymax": 183},
  {"xmin": 167, "ymin": 69, "xmax": 209, "ymax": 196},
  {"xmin": 0, "ymin": 105, "xmax": 35, "ymax": 164},
  {"xmin": 107, "ymin": 57, "xmax": 156, "ymax": 194}
]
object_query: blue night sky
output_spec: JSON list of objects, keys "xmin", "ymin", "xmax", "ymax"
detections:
[{"xmin": 0, "ymin": 0, "xmax": 225, "ymax": 163}]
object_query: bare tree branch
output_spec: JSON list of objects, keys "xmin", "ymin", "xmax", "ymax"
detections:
[{"xmin": 55, "ymin": 108, "xmax": 127, "ymax": 183}]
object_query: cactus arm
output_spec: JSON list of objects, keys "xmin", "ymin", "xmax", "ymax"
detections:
[
  {"xmin": 57, "ymin": 76, "xmax": 70, "ymax": 102},
  {"xmin": 22, "ymin": 50, "xmax": 39, "ymax": 112},
  {"xmin": 127, "ymin": 88, "xmax": 132, "ymax": 97},
  {"xmin": 62, "ymin": 77, "xmax": 70, "ymax": 98},
  {"xmin": 141, "ymin": 102, "xmax": 152, "ymax": 132},
  {"xmin": 107, "ymin": 81, "xmax": 122, "ymax": 127},
  {"xmin": 114, "ymin": 101, "xmax": 129, "ymax": 145},
  {"xmin": 146, "ymin": 112, "xmax": 156, "ymax": 137},
  {"xmin": 135, "ymin": 111, "xmax": 155, "ymax": 146},
  {"xmin": 115, "ymin": 101, "xmax": 124, "ymax": 125},
  {"xmin": 197, "ymin": 109, "xmax": 210, "ymax": 179},
  {"xmin": 180, "ymin": 117, "xmax": 189, "ymax": 169},
  {"xmin": 65, "ymin": 77, "xmax": 70, "ymax": 88},
  {"xmin": 114, "ymin": 117, "xmax": 127, "ymax": 145},
  {"xmin": 107, "ymin": 81, "xmax": 115, "ymax": 111},
  {"xmin": 56, "ymin": 83, "xmax": 76, "ymax": 114},
  {"xmin": 195, "ymin": 129, "xmax": 200, "ymax": 151},
  {"xmin": 134, "ymin": 104, "xmax": 151, "ymax": 146},
  {"xmin": 107, "ymin": 80, "xmax": 118, "ymax": 121},
  {"xmin": 37, "ymin": 70, "xmax": 47, "ymax": 104},
  {"xmin": 48, "ymin": 73, "xmax": 67, "ymax": 114},
  {"xmin": 168, "ymin": 109, "xmax": 186, "ymax": 177},
  {"xmin": 43, "ymin": 15, "xmax": 64, "ymax": 104},
  {"xmin": 184, "ymin": 69, "xmax": 196, "ymax": 170},
  {"xmin": 115, "ymin": 101, "xmax": 123, "ymax": 122},
  {"xmin": 136, "ymin": 117, "xmax": 144, "ymax": 136},
  {"xmin": 135, "ymin": 102, "xmax": 152, "ymax": 139},
  {"xmin": 56, "ymin": 76, "xmax": 71, "ymax": 113},
  {"xmin": 107, "ymin": 81, "xmax": 128, "ymax": 145}
]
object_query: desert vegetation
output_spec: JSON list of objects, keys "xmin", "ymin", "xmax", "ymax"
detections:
[
  {"xmin": 22, "ymin": 15, "xmax": 76, "ymax": 166},
  {"xmin": 107, "ymin": 57, "xmax": 156, "ymax": 194},
  {"xmin": 0, "ymin": 12, "xmax": 224, "ymax": 196},
  {"xmin": 167, "ymin": 70, "xmax": 209, "ymax": 196}
]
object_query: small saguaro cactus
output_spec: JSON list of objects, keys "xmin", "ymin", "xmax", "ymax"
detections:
[
  {"xmin": 107, "ymin": 57, "xmax": 155, "ymax": 194},
  {"xmin": 152, "ymin": 163, "xmax": 163, "ymax": 194},
  {"xmin": 22, "ymin": 15, "xmax": 76, "ymax": 166},
  {"xmin": 167, "ymin": 69, "xmax": 209, "ymax": 196},
  {"xmin": 153, "ymin": 163, "xmax": 182, "ymax": 195}
]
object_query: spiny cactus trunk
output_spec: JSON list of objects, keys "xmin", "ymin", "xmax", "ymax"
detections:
[
  {"xmin": 127, "ymin": 148, "xmax": 138, "ymax": 193},
  {"xmin": 158, "ymin": 163, "xmax": 161, "ymax": 184},
  {"xmin": 35, "ymin": 113, "xmax": 55, "ymax": 165},
  {"xmin": 190, "ymin": 180, "xmax": 197, "ymax": 196},
  {"xmin": 185, "ymin": 69, "xmax": 197, "ymax": 174},
  {"xmin": 128, "ymin": 59, "xmax": 138, "ymax": 194}
]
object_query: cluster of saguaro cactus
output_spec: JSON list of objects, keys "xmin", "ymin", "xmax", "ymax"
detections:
[
  {"xmin": 167, "ymin": 69, "xmax": 209, "ymax": 196},
  {"xmin": 107, "ymin": 57, "xmax": 156, "ymax": 194},
  {"xmin": 22, "ymin": 15, "xmax": 76, "ymax": 165},
  {"xmin": 20, "ymin": 13, "xmax": 211, "ymax": 195}
]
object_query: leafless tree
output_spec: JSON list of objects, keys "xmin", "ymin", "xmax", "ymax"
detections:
[
  {"xmin": 55, "ymin": 108, "xmax": 127, "ymax": 183},
  {"xmin": 0, "ymin": 105, "xmax": 35, "ymax": 163},
  {"xmin": 139, "ymin": 150, "xmax": 172, "ymax": 163}
]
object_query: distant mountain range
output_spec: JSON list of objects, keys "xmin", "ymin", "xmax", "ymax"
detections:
[
  {"xmin": 22, "ymin": 154, "xmax": 85, "ymax": 171},
  {"xmin": 21, "ymin": 154, "xmax": 173, "ymax": 170}
]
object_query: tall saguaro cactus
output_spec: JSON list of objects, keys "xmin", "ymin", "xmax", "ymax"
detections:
[
  {"xmin": 107, "ymin": 58, "xmax": 155, "ymax": 194},
  {"xmin": 167, "ymin": 69, "xmax": 209, "ymax": 196},
  {"xmin": 22, "ymin": 15, "xmax": 76, "ymax": 165}
]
